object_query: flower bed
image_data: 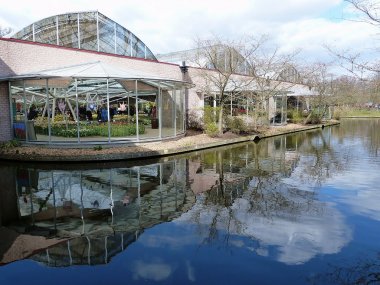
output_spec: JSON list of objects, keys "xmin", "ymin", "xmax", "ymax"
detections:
[{"xmin": 34, "ymin": 122, "xmax": 145, "ymax": 137}]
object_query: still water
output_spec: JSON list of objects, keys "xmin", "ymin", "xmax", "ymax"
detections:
[{"xmin": 0, "ymin": 118, "xmax": 379, "ymax": 285}]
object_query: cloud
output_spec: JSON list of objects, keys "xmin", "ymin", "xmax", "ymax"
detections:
[{"xmin": 0, "ymin": 0, "xmax": 378, "ymax": 65}]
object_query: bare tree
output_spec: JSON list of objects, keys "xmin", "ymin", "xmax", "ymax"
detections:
[
  {"xmin": 244, "ymin": 39, "xmax": 300, "ymax": 126},
  {"xmin": 345, "ymin": 0, "xmax": 380, "ymax": 26},
  {"xmin": 327, "ymin": 0, "xmax": 380, "ymax": 76},
  {"xmin": 0, "ymin": 26, "xmax": 12, "ymax": 37},
  {"xmin": 302, "ymin": 63, "xmax": 336, "ymax": 122},
  {"xmin": 193, "ymin": 35, "xmax": 262, "ymax": 134},
  {"xmin": 193, "ymin": 35, "xmax": 299, "ymax": 133}
]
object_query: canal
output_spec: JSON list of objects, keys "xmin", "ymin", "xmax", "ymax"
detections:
[{"xmin": 0, "ymin": 118, "xmax": 379, "ymax": 285}]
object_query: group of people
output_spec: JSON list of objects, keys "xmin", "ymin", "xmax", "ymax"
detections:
[{"xmin": 25, "ymin": 101, "xmax": 156, "ymax": 122}]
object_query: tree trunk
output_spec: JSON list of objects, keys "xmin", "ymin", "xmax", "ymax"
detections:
[{"xmin": 218, "ymin": 101, "xmax": 224, "ymax": 135}]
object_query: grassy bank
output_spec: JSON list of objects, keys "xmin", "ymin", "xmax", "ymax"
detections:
[{"xmin": 334, "ymin": 107, "xmax": 380, "ymax": 118}]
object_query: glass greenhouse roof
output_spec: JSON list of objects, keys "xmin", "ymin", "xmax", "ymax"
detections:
[{"xmin": 12, "ymin": 11, "xmax": 157, "ymax": 60}]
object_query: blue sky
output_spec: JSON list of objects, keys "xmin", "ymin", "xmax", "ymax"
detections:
[{"xmin": 0, "ymin": 0, "xmax": 378, "ymax": 70}]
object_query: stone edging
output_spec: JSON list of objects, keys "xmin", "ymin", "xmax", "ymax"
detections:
[{"xmin": 0, "ymin": 122, "xmax": 339, "ymax": 162}]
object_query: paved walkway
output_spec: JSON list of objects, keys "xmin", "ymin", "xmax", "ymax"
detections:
[{"xmin": 0, "ymin": 122, "xmax": 339, "ymax": 162}]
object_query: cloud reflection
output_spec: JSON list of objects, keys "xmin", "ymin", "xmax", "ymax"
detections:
[
  {"xmin": 132, "ymin": 260, "xmax": 173, "ymax": 281},
  {"xmin": 176, "ymin": 195, "xmax": 351, "ymax": 265}
]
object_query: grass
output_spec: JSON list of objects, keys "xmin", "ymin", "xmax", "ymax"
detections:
[{"xmin": 334, "ymin": 107, "xmax": 380, "ymax": 119}]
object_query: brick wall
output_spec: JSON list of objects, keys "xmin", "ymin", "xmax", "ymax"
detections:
[{"xmin": 0, "ymin": 81, "xmax": 12, "ymax": 142}]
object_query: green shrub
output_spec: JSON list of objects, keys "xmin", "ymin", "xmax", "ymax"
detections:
[
  {"xmin": 205, "ymin": 122, "xmax": 219, "ymax": 137},
  {"xmin": 225, "ymin": 116, "xmax": 246, "ymax": 134},
  {"xmin": 203, "ymin": 106, "xmax": 221, "ymax": 125},
  {"xmin": 93, "ymin": 145, "xmax": 103, "ymax": 151},
  {"xmin": 304, "ymin": 111, "xmax": 322, "ymax": 124},
  {"xmin": 0, "ymin": 139, "xmax": 21, "ymax": 149},
  {"xmin": 35, "ymin": 123, "xmax": 145, "ymax": 137},
  {"xmin": 287, "ymin": 110, "xmax": 303, "ymax": 124},
  {"xmin": 333, "ymin": 108, "xmax": 342, "ymax": 120}
]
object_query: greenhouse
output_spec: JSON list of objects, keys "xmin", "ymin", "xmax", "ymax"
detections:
[
  {"xmin": 10, "ymin": 61, "xmax": 190, "ymax": 144},
  {"xmin": 12, "ymin": 11, "xmax": 156, "ymax": 60}
]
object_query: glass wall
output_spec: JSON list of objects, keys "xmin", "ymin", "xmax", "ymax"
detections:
[
  {"xmin": 9, "ymin": 78, "xmax": 187, "ymax": 144},
  {"xmin": 12, "ymin": 12, "xmax": 157, "ymax": 60},
  {"xmin": 58, "ymin": 14, "xmax": 79, "ymax": 48},
  {"xmin": 161, "ymin": 89, "xmax": 175, "ymax": 138},
  {"xmin": 34, "ymin": 16, "xmax": 57, "ymax": 45},
  {"xmin": 80, "ymin": 12, "xmax": 98, "ymax": 51},
  {"xmin": 176, "ymin": 89, "xmax": 185, "ymax": 134},
  {"xmin": 272, "ymin": 94, "xmax": 287, "ymax": 125},
  {"xmin": 98, "ymin": 13, "xmax": 115, "ymax": 54}
]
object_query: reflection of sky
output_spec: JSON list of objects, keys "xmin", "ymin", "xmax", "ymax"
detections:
[
  {"xmin": 174, "ymin": 195, "xmax": 351, "ymax": 265},
  {"xmin": 132, "ymin": 259, "xmax": 174, "ymax": 281},
  {"xmin": 283, "ymin": 134, "xmax": 380, "ymax": 222},
  {"xmin": 324, "ymin": 160, "xmax": 380, "ymax": 221}
]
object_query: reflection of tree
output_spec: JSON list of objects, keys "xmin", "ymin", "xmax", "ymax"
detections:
[
  {"xmin": 337, "ymin": 119, "xmax": 380, "ymax": 157},
  {"xmin": 288, "ymin": 129, "xmax": 349, "ymax": 187},
  {"xmin": 309, "ymin": 253, "xmax": 380, "ymax": 285},
  {"xmin": 183, "ymin": 129, "xmax": 351, "ymax": 264}
]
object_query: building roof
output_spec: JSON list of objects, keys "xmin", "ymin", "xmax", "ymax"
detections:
[{"xmin": 12, "ymin": 11, "xmax": 157, "ymax": 60}]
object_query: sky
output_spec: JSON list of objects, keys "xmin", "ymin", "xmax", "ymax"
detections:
[{"xmin": 0, "ymin": 0, "xmax": 379, "ymax": 69}]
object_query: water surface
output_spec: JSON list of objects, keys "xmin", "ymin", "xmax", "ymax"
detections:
[{"xmin": 0, "ymin": 118, "xmax": 379, "ymax": 285}]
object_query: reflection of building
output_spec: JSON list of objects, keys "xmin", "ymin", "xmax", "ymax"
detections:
[
  {"xmin": 31, "ymin": 233, "xmax": 138, "ymax": 266},
  {"xmin": 0, "ymin": 130, "xmax": 345, "ymax": 266},
  {"xmin": 179, "ymin": 135, "xmax": 351, "ymax": 265},
  {"xmin": 0, "ymin": 160, "xmax": 195, "ymax": 265}
]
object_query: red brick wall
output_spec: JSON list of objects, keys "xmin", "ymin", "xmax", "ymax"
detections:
[{"xmin": 0, "ymin": 81, "xmax": 12, "ymax": 142}]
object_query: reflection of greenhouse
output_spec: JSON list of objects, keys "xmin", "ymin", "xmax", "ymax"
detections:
[
  {"xmin": 16, "ymin": 160, "xmax": 195, "ymax": 236},
  {"xmin": 31, "ymin": 234, "xmax": 138, "ymax": 267}
]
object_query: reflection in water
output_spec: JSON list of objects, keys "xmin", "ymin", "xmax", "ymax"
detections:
[
  {"xmin": 310, "ymin": 253, "xmax": 380, "ymax": 285},
  {"xmin": 2, "ymin": 160, "xmax": 195, "ymax": 265},
  {"xmin": 0, "ymin": 119, "xmax": 379, "ymax": 284},
  {"xmin": 178, "ymin": 130, "xmax": 351, "ymax": 265}
]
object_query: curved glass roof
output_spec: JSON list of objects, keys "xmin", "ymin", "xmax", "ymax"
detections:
[{"xmin": 12, "ymin": 11, "xmax": 157, "ymax": 60}]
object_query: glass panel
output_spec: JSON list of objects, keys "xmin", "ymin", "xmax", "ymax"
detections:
[
  {"xmin": 34, "ymin": 16, "xmax": 57, "ymax": 45},
  {"xmin": 76, "ymin": 79, "xmax": 109, "ymax": 143},
  {"xmin": 10, "ymin": 81, "xmax": 26, "ymax": 141},
  {"xmin": 15, "ymin": 79, "xmax": 49, "ymax": 143},
  {"xmin": 145, "ymin": 48, "xmax": 155, "ymax": 60},
  {"xmin": 136, "ymin": 40, "xmax": 145, "ymax": 58},
  {"xmin": 137, "ymin": 81, "xmax": 159, "ymax": 140},
  {"xmin": 116, "ymin": 26, "xmax": 131, "ymax": 56},
  {"xmin": 281, "ymin": 94, "xmax": 287, "ymax": 124},
  {"xmin": 79, "ymin": 12, "xmax": 98, "ymax": 51},
  {"xmin": 130, "ymin": 34, "xmax": 137, "ymax": 57},
  {"xmin": 110, "ymin": 80, "xmax": 137, "ymax": 142},
  {"xmin": 176, "ymin": 89, "xmax": 184, "ymax": 134},
  {"xmin": 13, "ymin": 24, "xmax": 33, "ymax": 41},
  {"xmin": 49, "ymin": 79, "xmax": 79, "ymax": 143},
  {"xmin": 161, "ymin": 89, "xmax": 175, "ymax": 138},
  {"xmin": 58, "ymin": 13, "xmax": 79, "ymax": 48},
  {"xmin": 98, "ymin": 14, "xmax": 114, "ymax": 54},
  {"xmin": 271, "ymin": 95, "xmax": 287, "ymax": 125}
]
